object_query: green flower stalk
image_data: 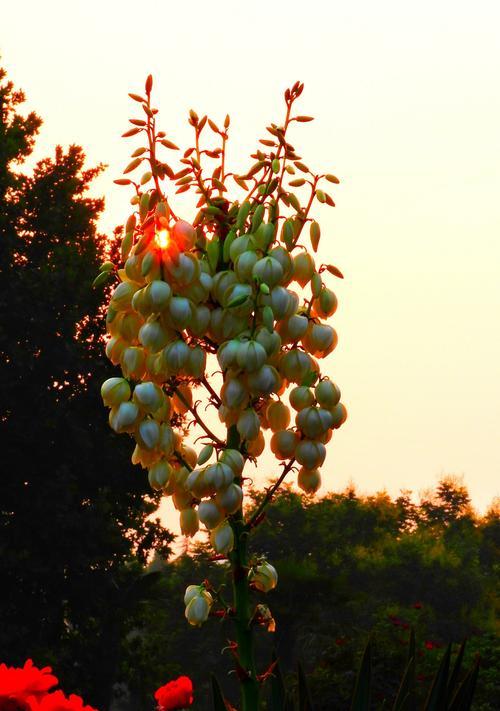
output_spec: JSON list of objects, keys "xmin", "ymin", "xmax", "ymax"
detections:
[{"xmin": 97, "ymin": 75, "xmax": 346, "ymax": 710}]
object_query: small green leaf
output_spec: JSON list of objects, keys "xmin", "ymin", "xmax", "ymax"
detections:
[
  {"xmin": 311, "ymin": 273, "xmax": 322, "ymax": 298},
  {"xmin": 140, "ymin": 171, "xmax": 152, "ymax": 185},
  {"xmin": 123, "ymin": 157, "xmax": 142, "ymax": 174},
  {"xmin": 272, "ymin": 158, "xmax": 280, "ymax": 174},
  {"xmin": 222, "ymin": 230, "xmax": 237, "ymax": 262},
  {"xmin": 227, "ymin": 294, "xmax": 249, "ymax": 308},
  {"xmin": 263, "ymin": 305, "xmax": 274, "ymax": 333},
  {"xmin": 310, "ymin": 221, "xmax": 321, "ymax": 252},
  {"xmin": 315, "ymin": 189, "xmax": 326, "ymax": 203},
  {"xmin": 197, "ymin": 445, "xmax": 213, "ymax": 465},
  {"xmin": 92, "ymin": 271, "xmax": 111, "ymax": 288},
  {"xmin": 207, "ymin": 239, "xmax": 220, "ymax": 274},
  {"xmin": 251, "ymin": 204, "xmax": 265, "ymax": 233},
  {"xmin": 236, "ymin": 201, "xmax": 251, "ymax": 231},
  {"xmin": 139, "ymin": 192, "xmax": 150, "ymax": 220},
  {"xmin": 99, "ymin": 261, "xmax": 115, "ymax": 273},
  {"xmin": 325, "ymin": 173, "xmax": 340, "ymax": 184},
  {"xmin": 260, "ymin": 283, "xmax": 270, "ymax": 295},
  {"xmin": 121, "ymin": 231, "xmax": 134, "ymax": 261},
  {"xmin": 126, "ymin": 214, "xmax": 137, "ymax": 233}
]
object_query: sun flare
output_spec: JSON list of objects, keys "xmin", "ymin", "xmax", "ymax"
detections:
[{"xmin": 155, "ymin": 229, "xmax": 170, "ymax": 249}]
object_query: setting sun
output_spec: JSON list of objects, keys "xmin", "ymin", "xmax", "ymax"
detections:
[{"xmin": 155, "ymin": 228, "xmax": 170, "ymax": 250}]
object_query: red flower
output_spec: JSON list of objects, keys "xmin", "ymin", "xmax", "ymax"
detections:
[
  {"xmin": 413, "ymin": 602, "xmax": 422, "ymax": 610},
  {"xmin": 424, "ymin": 640, "xmax": 435, "ymax": 650},
  {"xmin": 29, "ymin": 691, "xmax": 98, "ymax": 711},
  {"xmin": 154, "ymin": 677, "xmax": 193, "ymax": 711},
  {"xmin": 0, "ymin": 661, "xmax": 58, "ymax": 703}
]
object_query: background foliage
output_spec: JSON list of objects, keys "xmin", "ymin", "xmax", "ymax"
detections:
[{"xmin": 0, "ymin": 68, "xmax": 498, "ymax": 710}]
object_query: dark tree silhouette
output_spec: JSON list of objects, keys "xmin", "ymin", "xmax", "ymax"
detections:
[{"xmin": 0, "ymin": 68, "xmax": 172, "ymax": 709}]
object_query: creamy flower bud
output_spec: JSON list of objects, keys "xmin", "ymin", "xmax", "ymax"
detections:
[
  {"xmin": 293, "ymin": 252, "xmax": 315, "ymax": 287},
  {"xmin": 205, "ymin": 462, "xmax": 234, "ymax": 491},
  {"xmin": 312, "ymin": 288, "xmax": 338, "ymax": 318},
  {"xmin": 217, "ymin": 340, "xmax": 241, "ymax": 370},
  {"xmin": 298, "ymin": 467, "xmax": 322, "ymax": 494},
  {"xmin": 121, "ymin": 346, "xmax": 146, "ymax": 380},
  {"xmin": 119, "ymin": 312, "xmax": 143, "ymax": 342},
  {"xmin": 101, "ymin": 378, "xmax": 131, "ymax": 407},
  {"xmin": 138, "ymin": 321, "xmax": 170, "ymax": 352},
  {"xmin": 147, "ymin": 280, "xmax": 172, "ymax": 311},
  {"xmin": 261, "ymin": 286, "xmax": 290, "ymax": 320},
  {"xmin": 155, "ymin": 426, "xmax": 173, "ymax": 457},
  {"xmin": 229, "ymin": 234, "xmax": 251, "ymax": 261},
  {"xmin": 186, "ymin": 345, "xmax": 206, "ymax": 378},
  {"xmin": 180, "ymin": 508, "xmax": 199, "ymax": 537},
  {"xmin": 212, "ymin": 270, "xmax": 238, "ymax": 304},
  {"xmin": 219, "ymin": 449, "xmax": 245, "ymax": 476},
  {"xmin": 184, "ymin": 584, "xmax": 202, "ymax": 606},
  {"xmin": 302, "ymin": 323, "xmax": 338, "ymax": 358},
  {"xmin": 186, "ymin": 468, "xmax": 212, "ymax": 498},
  {"xmin": 295, "ymin": 439, "xmax": 326, "ymax": 469},
  {"xmin": 234, "ymin": 251, "xmax": 259, "ymax": 282},
  {"xmin": 185, "ymin": 592, "xmax": 212, "ymax": 626},
  {"xmin": 172, "ymin": 219, "xmax": 197, "ymax": 251},
  {"xmin": 269, "ymin": 246, "xmax": 293, "ymax": 283},
  {"xmin": 278, "ymin": 314, "xmax": 308, "ymax": 344},
  {"xmin": 173, "ymin": 489, "xmax": 193, "ymax": 511},
  {"xmin": 111, "ymin": 281, "xmax": 137, "ymax": 310},
  {"xmin": 188, "ymin": 304, "xmax": 211, "ymax": 337},
  {"xmin": 133, "ymin": 444, "xmax": 160, "ymax": 469},
  {"xmin": 210, "ymin": 521, "xmax": 235, "ymax": 554},
  {"xmin": 198, "ymin": 499, "xmax": 224, "ymax": 530},
  {"xmin": 109, "ymin": 401, "xmax": 140, "ymax": 433},
  {"xmin": 168, "ymin": 253, "xmax": 200, "ymax": 286},
  {"xmin": 136, "ymin": 418, "xmax": 160, "ymax": 450},
  {"xmin": 216, "ymin": 483, "xmax": 243, "ymax": 514},
  {"xmin": 162, "ymin": 340, "xmax": 190, "ymax": 373},
  {"xmin": 133, "ymin": 382, "xmax": 164, "ymax": 413},
  {"xmin": 278, "ymin": 349, "xmax": 314, "ymax": 384},
  {"xmin": 236, "ymin": 341, "xmax": 267, "ymax": 372},
  {"xmin": 149, "ymin": 460, "xmax": 173, "ymax": 490},
  {"xmin": 270, "ymin": 429, "xmax": 299, "ymax": 460},
  {"xmin": 330, "ymin": 402, "xmax": 348, "ymax": 429},
  {"xmin": 296, "ymin": 407, "xmax": 334, "ymax": 439},
  {"xmin": 105, "ymin": 337, "xmax": 126, "ymax": 365},
  {"xmin": 247, "ymin": 364, "xmax": 280, "ymax": 396},
  {"xmin": 252, "ymin": 256, "xmax": 284, "ymax": 287},
  {"xmin": 250, "ymin": 562, "xmax": 278, "ymax": 592},
  {"xmin": 255, "ymin": 328, "xmax": 281, "ymax": 357},
  {"xmin": 315, "ymin": 380, "xmax": 341, "ymax": 409},
  {"xmin": 247, "ymin": 429, "xmax": 265, "ymax": 457},
  {"xmin": 221, "ymin": 377, "xmax": 249, "ymax": 410},
  {"xmin": 289, "ymin": 386, "xmax": 315, "ymax": 411},
  {"xmin": 237, "ymin": 408, "xmax": 260, "ymax": 441},
  {"xmin": 169, "ymin": 296, "xmax": 192, "ymax": 329},
  {"xmin": 266, "ymin": 400, "xmax": 291, "ymax": 432}
]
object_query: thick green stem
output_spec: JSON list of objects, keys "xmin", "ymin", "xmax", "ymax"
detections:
[
  {"xmin": 227, "ymin": 426, "xmax": 260, "ymax": 711},
  {"xmin": 231, "ymin": 518, "xmax": 259, "ymax": 710}
]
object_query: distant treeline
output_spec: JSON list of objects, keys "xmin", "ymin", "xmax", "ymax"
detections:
[{"xmin": 0, "ymin": 67, "xmax": 498, "ymax": 711}]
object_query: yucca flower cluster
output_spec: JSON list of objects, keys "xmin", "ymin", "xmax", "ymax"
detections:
[{"xmin": 97, "ymin": 75, "xmax": 346, "ymax": 707}]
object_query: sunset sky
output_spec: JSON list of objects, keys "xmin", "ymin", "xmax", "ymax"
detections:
[{"xmin": 2, "ymin": 1, "xmax": 499, "ymax": 517}]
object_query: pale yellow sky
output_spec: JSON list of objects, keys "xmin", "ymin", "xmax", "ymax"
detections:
[{"xmin": 2, "ymin": 0, "xmax": 500, "ymax": 516}]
